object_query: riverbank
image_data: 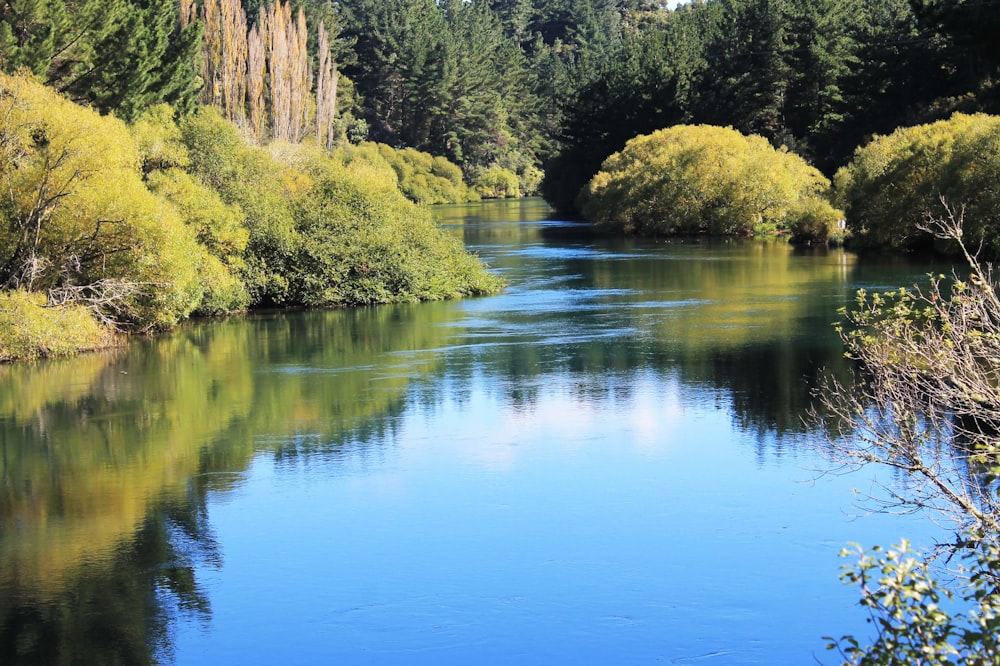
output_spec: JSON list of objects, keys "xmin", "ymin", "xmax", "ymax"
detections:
[{"xmin": 0, "ymin": 74, "xmax": 503, "ymax": 363}]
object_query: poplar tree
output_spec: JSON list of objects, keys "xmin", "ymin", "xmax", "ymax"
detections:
[
  {"xmin": 315, "ymin": 21, "xmax": 339, "ymax": 149},
  {"xmin": 189, "ymin": 0, "xmax": 336, "ymax": 145},
  {"xmin": 196, "ymin": 0, "xmax": 249, "ymax": 125}
]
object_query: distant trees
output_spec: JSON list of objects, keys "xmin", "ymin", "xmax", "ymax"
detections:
[
  {"xmin": 544, "ymin": 0, "xmax": 1000, "ymax": 214},
  {"xmin": 339, "ymin": 0, "xmax": 539, "ymax": 181},
  {"xmin": 541, "ymin": 24, "xmax": 694, "ymax": 212}
]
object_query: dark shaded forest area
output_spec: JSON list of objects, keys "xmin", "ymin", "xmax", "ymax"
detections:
[{"xmin": 4, "ymin": 0, "xmax": 998, "ymax": 209}]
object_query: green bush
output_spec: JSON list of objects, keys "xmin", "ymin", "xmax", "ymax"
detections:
[
  {"xmin": 285, "ymin": 144, "xmax": 503, "ymax": 305},
  {"xmin": 474, "ymin": 165, "xmax": 521, "ymax": 199},
  {"xmin": 0, "ymin": 291, "xmax": 115, "ymax": 362},
  {"xmin": 345, "ymin": 143, "xmax": 476, "ymax": 204},
  {"xmin": 789, "ymin": 199, "xmax": 847, "ymax": 245},
  {"xmin": 179, "ymin": 108, "xmax": 298, "ymax": 304},
  {"xmin": 0, "ymin": 73, "xmax": 214, "ymax": 330},
  {"xmin": 834, "ymin": 113, "xmax": 1000, "ymax": 256},
  {"xmin": 579, "ymin": 125, "xmax": 841, "ymax": 237}
]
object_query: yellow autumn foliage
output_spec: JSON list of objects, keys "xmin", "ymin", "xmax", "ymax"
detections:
[{"xmin": 834, "ymin": 113, "xmax": 1000, "ymax": 256}]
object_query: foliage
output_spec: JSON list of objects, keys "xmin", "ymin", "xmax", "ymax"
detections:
[
  {"xmin": 819, "ymin": 207, "xmax": 1000, "ymax": 530},
  {"xmin": 827, "ymin": 537, "xmax": 1000, "ymax": 665},
  {"xmin": 189, "ymin": 0, "xmax": 342, "ymax": 145},
  {"xmin": 0, "ymin": 75, "xmax": 501, "ymax": 352},
  {"xmin": 835, "ymin": 113, "xmax": 1000, "ymax": 257},
  {"xmin": 177, "ymin": 108, "xmax": 503, "ymax": 308},
  {"xmin": 0, "ymin": 73, "xmax": 214, "ymax": 329},
  {"xmin": 579, "ymin": 125, "xmax": 842, "ymax": 236},
  {"xmin": 339, "ymin": 0, "xmax": 540, "ymax": 174},
  {"xmin": 179, "ymin": 107, "xmax": 299, "ymax": 304},
  {"xmin": 0, "ymin": 0, "xmax": 202, "ymax": 120},
  {"xmin": 0, "ymin": 290, "xmax": 114, "ymax": 362},
  {"xmin": 146, "ymin": 169, "xmax": 251, "ymax": 314},
  {"xmin": 474, "ymin": 165, "xmax": 521, "ymax": 199},
  {"xmin": 285, "ymin": 143, "xmax": 504, "ymax": 305},
  {"xmin": 349, "ymin": 142, "xmax": 476, "ymax": 204},
  {"xmin": 540, "ymin": 24, "xmax": 691, "ymax": 212},
  {"xmin": 133, "ymin": 105, "xmax": 251, "ymax": 314},
  {"xmin": 816, "ymin": 210, "xmax": 1000, "ymax": 661},
  {"xmin": 790, "ymin": 199, "xmax": 847, "ymax": 245},
  {"xmin": 542, "ymin": 0, "xmax": 1000, "ymax": 215}
]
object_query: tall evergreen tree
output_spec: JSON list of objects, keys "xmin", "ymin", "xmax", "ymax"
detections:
[
  {"xmin": 695, "ymin": 0, "xmax": 791, "ymax": 141},
  {"xmin": 0, "ymin": 0, "xmax": 201, "ymax": 120},
  {"xmin": 541, "ymin": 23, "xmax": 695, "ymax": 211}
]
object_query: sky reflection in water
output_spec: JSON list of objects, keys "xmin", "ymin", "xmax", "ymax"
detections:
[
  {"xmin": 0, "ymin": 199, "xmax": 950, "ymax": 665},
  {"xmin": 171, "ymin": 201, "xmax": 944, "ymax": 664}
]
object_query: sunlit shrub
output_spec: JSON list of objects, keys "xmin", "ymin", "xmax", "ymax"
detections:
[
  {"xmin": 474, "ymin": 165, "xmax": 521, "ymax": 199},
  {"xmin": 519, "ymin": 165, "xmax": 544, "ymax": 197},
  {"xmin": 286, "ymin": 146, "xmax": 503, "ymax": 305},
  {"xmin": 834, "ymin": 112, "xmax": 1000, "ymax": 255},
  {"xmin": 0, "ymin": 76, "xmax": 502, "ymax": 352},
  {"xmin": 579, "ymin": 125, "xmax": 840, "ymax": 236},
  {"xmin": 130, "ymin": 104, "xmax": 191, "ymax": 174},
  {"xmin": 0, "ymin": 73, "xmax": 211, "ymax": 329},
  {"xmin": 180, "ymin": 107, "xmax": 297, "ymax": 304},
  {"xmin": 0, "ymin": 291, "xmax": 115, "ymax": 362},
  {"xmin": 789, "ymin": 199, "xmax": 847, "ymax": 245},
  {"xmin": 343, "ymin": 143, "xmax": 475, "ymax": 204}
]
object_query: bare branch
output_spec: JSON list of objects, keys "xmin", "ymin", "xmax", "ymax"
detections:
[
  {"xmin": 46, "ymin": 279, "xmax": 167, "ymax": 330},
  {"xmin": 813, "ymin": 198, "xmax": 1000, "ymax": 551}
]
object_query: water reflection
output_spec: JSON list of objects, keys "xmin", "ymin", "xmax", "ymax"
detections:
[{"xmin": 0, "ymin": 199, "xmax": 942, "ymax": 663}]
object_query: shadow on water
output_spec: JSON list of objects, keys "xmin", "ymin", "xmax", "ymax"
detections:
[{"xmin": 0, "ymin": 199, "xmax": 945, "ymax": 664}]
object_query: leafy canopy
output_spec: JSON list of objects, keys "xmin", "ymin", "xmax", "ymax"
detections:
[
  {"xmin": 580, "ymin": 124, "xmax": 842, "ymax": 236},
  {"xmin": 835, "ymin": 112, "xmax": 1000, "ymax": 257}
]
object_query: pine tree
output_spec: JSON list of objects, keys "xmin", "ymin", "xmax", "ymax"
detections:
[{"xmin": 0, "ymin": 0, "xmax": 201, "ymax": 120}]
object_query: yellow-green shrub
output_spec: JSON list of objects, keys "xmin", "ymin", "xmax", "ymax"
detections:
[
  {"xmin": 179, "ymin": 108, "xmax": 298, "ymax": 304},
  {"xmin": 0, "ymin": 291, "xmax": 115, "ymax": 362},
  {"xmin": 835, "ymin": 113, "xmax": 1000, "ymax": 255},
  {"xmin": 281, "ymin": 144, "xmax": 504, "ymax": 305},
  {"xmin": 145, "ymin": 169, "xmax": 250, "ymax": 314},
  {"xmin": 579, "ymin": 125, "xmax": 840, "ymax": 236},
  {"xmin": 0, "ymin": 73, "xmax": 213, "ymax": 329},
  {"xmin": 475, "ymin": 165, "xmax": 521, "ymax": 199},
  {"xmin": 130, "ymin": 104, "xmax": 192, "ymax": 173},
  {"xmin": 345, "ymin": 143, "xmax": 476, "ymax": 204}
]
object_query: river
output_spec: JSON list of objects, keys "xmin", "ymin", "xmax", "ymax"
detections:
[{"xmin": 0, "ymin": 199, "xmax": 950, "ymax": 664}]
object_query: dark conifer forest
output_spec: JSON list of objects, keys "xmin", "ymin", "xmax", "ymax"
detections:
[{"xmin": 4, "ymin": 0, "xmax": 998, "ymax": 210}]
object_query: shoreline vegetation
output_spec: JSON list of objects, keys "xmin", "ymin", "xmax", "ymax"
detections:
[
  {"xmin": 0, "ymin": 73, "xmax": 503, "ymax": 363},
  {"xmin": 3, "ymin": 0, "xmax": 1000, "ymax": 364}
]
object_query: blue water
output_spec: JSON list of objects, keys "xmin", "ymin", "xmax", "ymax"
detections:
[{"xmin": 0, "ymin": 199, "xmax": 950, "ymax": 665}]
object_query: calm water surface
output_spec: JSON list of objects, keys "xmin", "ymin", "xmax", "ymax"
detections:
[{"xmin": 1, "ymin": 199, "xmax": 950, "ymax": 664}]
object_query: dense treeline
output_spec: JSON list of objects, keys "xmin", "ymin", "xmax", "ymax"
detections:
[
  {"xmin": 2, "ymin": 0, "xmax": 1000, "ymax": 360},
  {"xmin": 4, "ymin": 0, "xmax": 995, "ymax": 205},
  {"xmin": 541, "ymin": 0, "xmax": 1000, "ymax": 213}
]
